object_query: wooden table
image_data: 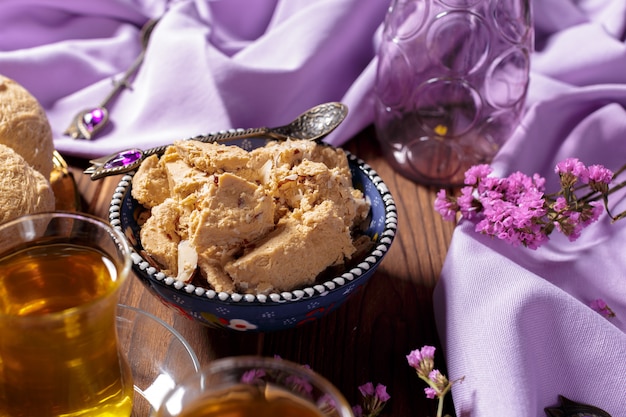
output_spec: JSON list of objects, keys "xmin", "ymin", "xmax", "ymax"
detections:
[{"xmin": 67, "ymin": 125, "xmax": 457, "ymax": 416}]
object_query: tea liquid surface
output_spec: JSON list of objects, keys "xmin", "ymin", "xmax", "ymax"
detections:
[
  {"xmin": 0, "ymin": 243, "xmax": 119, "ymax": 314},
  {"xmin": 170, "ymin": 384, "xmax": 326, "ymax": 417}
]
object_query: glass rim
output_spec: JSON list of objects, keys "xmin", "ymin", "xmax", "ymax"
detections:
[
  {"xmin": 0, "ymin": 211, "xmax": 133, "ymax": 320},
  {"xmin": 157, "ymin": 355, "xmax": 354, "ymax": 417},
  {"xmin": 116, "ymin": 303, "xmax": 202, "ymax": 371}
]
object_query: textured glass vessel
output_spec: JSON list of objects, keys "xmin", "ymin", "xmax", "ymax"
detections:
[{"xmin": 374, "ymin": 0, "xmax": 533, "ymax": 186}]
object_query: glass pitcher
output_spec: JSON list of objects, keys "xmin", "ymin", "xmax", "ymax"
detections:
[{"xmin": 374, "ymin": 0, "xmax": 533, "ymax": 186}]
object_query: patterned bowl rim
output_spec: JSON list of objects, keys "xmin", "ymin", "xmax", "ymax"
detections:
[{"xmin": 108, "ymin": 148, "xmax": 398, "ymax": 305}]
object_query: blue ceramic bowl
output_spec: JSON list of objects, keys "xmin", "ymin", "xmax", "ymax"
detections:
[{"xmin": 108, "ymin": 137, "xmax": 397, "ymax": 332}]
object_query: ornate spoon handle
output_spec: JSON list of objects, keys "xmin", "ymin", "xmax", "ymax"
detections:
[
  {"xmin": 84, "ymin": 127, "xmax": 272, "ymax": 180},
  {"xmin": 64, "ymin": 19, "xmax": 159, "ymax": 140},
  {"xmin": 83, "ymin": 102, "xmax": 348, "ymax": 180}
]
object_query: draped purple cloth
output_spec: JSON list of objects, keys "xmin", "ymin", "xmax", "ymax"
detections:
[
  {"xmin": 0, "ymin": 0, "xmax": 387, "ymax": 159},
  {"xmin": 434, "ymin": 1, "xmax": 626, "ymax": 416},
  {"xmin": 2, "ymin": 1, "xmax": 625, "ymax": 416}
]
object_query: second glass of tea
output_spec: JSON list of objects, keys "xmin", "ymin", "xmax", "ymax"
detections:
[
  {"xmin": 0, "ymin": 212, "xmax": 134, "ymax": 417},
  {"xmin": 153, "ymin": 356, "xmax": 354, "ymax": 417}
]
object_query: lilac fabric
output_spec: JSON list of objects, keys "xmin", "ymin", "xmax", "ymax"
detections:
[
  {"xmin": 0, "ymin": 0, "xmax": 387, "ymax": 159},
  {"xmin": 2, "ymin": 0, "xmax": 626, "ymax": 416},
  {"xmin": 434, "ymin": 1, "xmax": 626, "ymax": 416}
]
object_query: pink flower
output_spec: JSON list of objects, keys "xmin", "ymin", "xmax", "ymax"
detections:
[
  {"xmin": 241, "ymin": 369, "xmax": 265, "ymax": 384},
  {"xmin": 428, "ymin": 370, "xmax": 447, "ymax": 386},
  {"xmin": 434, "ymin": 189, "xmax": 458, "ymax": 221},
  {"xmin": 592, "ymin": 298, "xmax": 607, "ymax": 309},
  {"xmin": 424, "ymin": 387, "xmax": 437, "ymax": 399},
  {"xmin": 436, "ymin": 158, "xmax": 623, "ymax": 249},
  {"xmin": 421, "ymin": 345, "xmax": 436, "ymax": 358},
  {"xmin": 286, "ymin": 375, "xmax": 313, "ymax": 396},
  {"xmin": 582, "ymin": 202, "xmax": 604, "ymax": 226},
  {"xmin": 406, "ymin": 346, "xmax": 435, "ymax": 369},
  {"xmin": 356, "ymin": 382, "xmax": 390, "ymax": 417},
  {"xmin": 555, "ymin": 210, "xmax": 584, "ymax": 241},
  {"xmin": 532, "ymin": 172, "xmax": 546, "ymax": 190},
  {"xmin": 474, "ymin": 179, "xmax": 549, "ymax": 249},
  {"xmin": 556, "ymin": 158, "xmax": 588, "ymax": 189},
  {"xmin": 457, "ymin": 186, "xmax": 477, "ymax": 218},
  {"xmin": 553, "ymin": 196, "xmax": 568, "ymax": 212},
  {"xmin": 587, "ymin": 164, "xmax": 613, "ymax": 184},
  {"xmin": 375, "ymin": 384, "xmax": 391, "ymax": 402},
  {"xmin": 464, "ymin": 164, "xmax": 492, "ymax": 186},
  {"xmin": 358, "ymin": 382, "xmax": 375, "ymax": 397},
  {"xmin": 590, "ymin": 298, "xmax": 616, "ymax": 318},
  {"xmin": 405, "ymin": 350, "xmax": 421, "ymax": 368},
  {"xmin": 318, "ymin": 394, "xmax": 338, "ymax": 415},
  {"xmin": 426, "ymin": 369, "xmax": 450, "ymax": 398},
  {"xmin": 408, "ymin": 346, "xmax": 462, "ymax": 417},
  {"xmin": 407, "ymin": 346, "xmax": 436, "ymax": 380},
  {"xmin": 587, "ymin": 164, "xmax": 613, "ymax": 193},
  {"xmin": 556, "ymin": 158, "xmax": 588, "ymax": 180}
]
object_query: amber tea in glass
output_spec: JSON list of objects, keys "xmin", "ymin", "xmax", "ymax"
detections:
[
  {"xmin": 0, "ymin": 212, "xmax": 134, "ymax": 417},
  {"xmin": 154, "ymin": 356, "xmax": 354, "ymax": 417},
  {"xmin": 164, "ymin": 384, "xmax": 326, "ymax": 417}
]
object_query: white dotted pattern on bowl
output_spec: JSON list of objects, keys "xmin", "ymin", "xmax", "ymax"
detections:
[{"xmin": 109, "ymin": 152, "xmax": 398, "ymax": 304}]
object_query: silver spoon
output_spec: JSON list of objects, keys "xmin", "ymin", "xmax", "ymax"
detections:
[
  {"xmin": 64, "ymin": 18, "xmax": 160, "ymax": 140},
  {"xmin": 84, "ymin": 102, "xmax": 348, "ymax": 180}
]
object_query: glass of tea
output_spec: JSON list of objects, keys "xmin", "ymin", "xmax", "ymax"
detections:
[
  {"xmin": 153, "ymin": 356, "xmax": 354, "ymax": 417},
  {"xmin": 0, "ymin": 211, "xmax": 134, "ymax": 417}
]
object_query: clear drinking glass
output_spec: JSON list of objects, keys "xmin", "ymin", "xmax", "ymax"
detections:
[
  {"xmin": 153, "ymin": 356, "xmax": 354, "ymax": 417},
  {"xmin": 374, "ymin": 0, "xmax": 533, "ymax": 186},
  {"xmin": 0, "ymin": 212, "xmax": 134, "ymax": 417}
]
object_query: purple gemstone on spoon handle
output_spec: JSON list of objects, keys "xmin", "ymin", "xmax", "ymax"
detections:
[
  {"xmin": 103, "ymin": 149, "xmax": 144, "ymax": 169},
  {"xmin": 82, "ymin": 108, "xmax": 106, "ymax": 131}
]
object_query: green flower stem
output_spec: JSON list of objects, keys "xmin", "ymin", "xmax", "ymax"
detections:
[
  {"xmin": 417, "ymin": 374, "xmax": 452, "ymax": 417},
  {"xmin": 599, "ymin": 180, "xmax": 626, "ymax": 220},
  {"xmin": 551, "ymin": 167, "xmax": 626, "ymax": 221},
  {"xmin": 437, "ymin": 395, "xmax": 445, "ymax": 417}
]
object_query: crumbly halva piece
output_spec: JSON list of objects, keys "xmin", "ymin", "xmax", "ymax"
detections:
[
  {"xmin": 224, "ymin": 200, "xmax": 355, "ymax": 292},
  {"xmin": 189, "ymin": 172, "xmax": 275, "ymax": 248},
  {"xmin": 173, "ymin": 139, "xmax": 251, "ymax": 174},
  {"xmin": 132, "ymin": 139, "xmax": 370, "ymax": 293},
  {"xmin": 139, "ymin": 198, "xmax": 181, "ymax": 276},
  {"xmin": 131, "ymin": 154, "xmax": 169, "ymax": 208}
]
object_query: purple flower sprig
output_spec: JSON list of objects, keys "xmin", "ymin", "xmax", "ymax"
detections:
[
  {"xmin": 434, "ymin": 158, "xmax": 623, "ymax": 249},
  {"xmin": 590, "ymin": 298, "xmax": 616, "ymax": 319},
  {"xmin": 406, "ymin": 346, "xmax": 462, "ymax": 417},
  {"xmin": 352, "ymin": 382, "xmax": 390, "ymax": 417}
]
